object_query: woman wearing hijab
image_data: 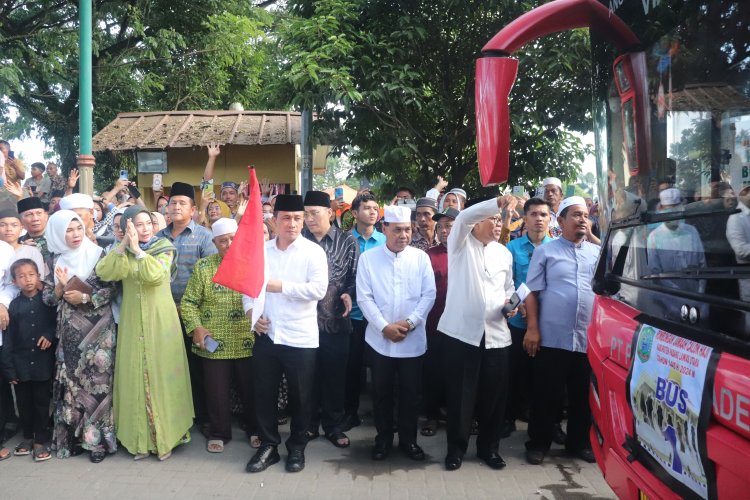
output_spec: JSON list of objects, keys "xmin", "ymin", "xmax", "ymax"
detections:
[
  {"xmin": 96, "ymin": 205, "xmax": 193, "ymax": 461},
  {"xmin": 42, "ymin": 210, "xmax": 117, "ymax": 463}
]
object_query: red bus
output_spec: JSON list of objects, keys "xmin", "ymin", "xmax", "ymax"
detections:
[{"xmin": 475, "ymin": 1, "xmax": 749, "ymax": 498}]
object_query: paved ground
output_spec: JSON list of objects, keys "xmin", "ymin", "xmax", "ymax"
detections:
[{"xmin": 0, "ymin": 410, "xmax": 615, "ymax": 500}]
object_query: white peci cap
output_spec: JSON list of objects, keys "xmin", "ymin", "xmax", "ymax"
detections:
[
  {"xmin": 211, "ymin": 217, "xmax": 238, "ymax": 238},
  {"xmin": 384, "ymin": 205, "xmax": 412, "ymax": 223},
  {"xmin": 558, "ymin": 196, "xmax": 587, "ymax": 215},
  {"xmin": 659, "ymin": 188, "xmax": 682, "ymax": 207},
  {"xmin": 59, "ymin": 193, "xmax": 94, "ymax": 210}
]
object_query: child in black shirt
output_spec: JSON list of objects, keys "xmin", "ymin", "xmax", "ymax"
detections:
[{"xmin": 0, "ymin": 258, "xmax": 56, "ymax": 461}]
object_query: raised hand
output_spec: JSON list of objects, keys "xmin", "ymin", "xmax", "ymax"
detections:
[
  {"xmin": 68, "ymin": 168, "xmax": 79, "ymax": 188},
  {"xmin": 4, "ymin": 180, "xmax": 23, "ymax": 199},
  {"xmin": 235, "ymin": 198, "xmax": 248, "ymax": 219},
  {"xmin": 260, "ymin": 178, "xmax": 272, "ymax": 197},
  {"xmin": 207, "ymin": 142, "xmax": 221, "ymax": 158},
  {"xmin": 125, "ymin": 219, "xmax": 140, "ymax": 252},
  {"xmin": 238, "ymin": 180, "xmax": 248, "ymax": 200},
  {"xmin": 435, "ymin": 175, "xmax": 449, "ymax": 192}
]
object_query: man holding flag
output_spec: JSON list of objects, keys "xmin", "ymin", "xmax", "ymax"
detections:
[{"xmin": 232, "ymin": 192, "xmax": 328, "ymax": 474}]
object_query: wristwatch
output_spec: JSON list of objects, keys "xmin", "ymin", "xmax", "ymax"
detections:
[
  {"xmin": 405, "ymin": 318, "xmax": 415, "ymax": 331},
  {"xmin": 81, "ymin": 293, "xmax": 89, "ymax": 304}
]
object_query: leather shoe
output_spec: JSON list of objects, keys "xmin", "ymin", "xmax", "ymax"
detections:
[
  {"xmin": 526, "ymin": 449, "xmax": 545, "ymax": 465},
  {"xmin": 371, "ymin": 441, "xmax": 390, "ymax": 461},
  {"xmin": 285, "ymin": 449, "xmax": 305, "ymax": 472},
  {"xmin": 90, "ymin": 450, "xmax": 106, "ymax": 464},
  {"xmin": 444, "ymin": 454, "xmax": 462, "ymax": 471},
  {"xmin": 477, "ymin": 450, "xmax": 506, "ymax": 470},
  {"xmin": 246, "ymin": 444, "xmax": 280, "ymax": 473},
  {"xmin": 568, "ymin": 447, "xmax": 596, "ymax": 463},
  {"xmin": 399, "ymin": 443, "xmax": 425, "ymax": 461}
]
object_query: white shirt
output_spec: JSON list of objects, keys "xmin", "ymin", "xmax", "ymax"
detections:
[
  {"xmin": 727, "ymin": 200, "xmax": 750, "ymax": 301},
  {"xmin": 437, "ymin": 198, "xmax": 515, "ymax": 348},
  {"xmin": 0, "ymin": 240, "xmax": 20, "ymax": 347},
  {"xmin": 357, "ymin": 244, "xmax": 435, "ymax": 358},
  {"xmin": 242, "ymin": 236, "xmax": 328, "ymax": 348}
]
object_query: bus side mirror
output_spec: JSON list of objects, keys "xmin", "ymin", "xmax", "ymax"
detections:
[{"xmin": 475, "ymin": 56, "xmax": 519, "ymax": 186}]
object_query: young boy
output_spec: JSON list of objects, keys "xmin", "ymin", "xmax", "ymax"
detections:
[{"xmin": 0, "ymin": 258, "xmax": 56, "ymax": 462}]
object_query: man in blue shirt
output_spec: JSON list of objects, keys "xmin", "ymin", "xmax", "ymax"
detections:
[
  {"xmin": 343, "ymin": 192, "xmax": 385, "ymax": 430},
  {"xmin": 523, "ymin": 196, "xmax": 600, "ymax": 465},
  {"xmin": 504, "ymin": 198, "xmax": 552, "ymax": 435}
]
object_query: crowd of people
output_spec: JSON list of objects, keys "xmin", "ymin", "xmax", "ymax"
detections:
[{"xmin": 1, "ymin": 141, "xmax": 743, "ymax": 475}]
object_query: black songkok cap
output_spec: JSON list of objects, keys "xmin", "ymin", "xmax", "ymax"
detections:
[
  {"xmin": 464, "ymin": 196, "xmax": 495, "ymax": 209},
  {"xmin": 0, "ymin": 209, "xmax": 20, "ymax": 220},
  {"xmin": 274, "ymin": 194, "xmax": 305, "ymax": 212},
  {"xmin": 169, "ymin": 181, "xmax": 195, "ymax": 201},
  {"xmin": 303, "ymin": 191, "xmax": 331, "ymax": 208},
  {"xmin": 17, "ymin": 197, "xmax": 44, "ymax": 214}
]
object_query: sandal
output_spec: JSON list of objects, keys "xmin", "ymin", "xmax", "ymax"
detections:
[
  {"xmin": 249, "ymin": 435, "xmax": 261, "ymax": 449},
  {"xmin": 158, "ymin": 451, "xmax": 172, "ymax": 461},
  {"xmin": 420, "ymin": 419, "xmax": 438, "ymax": 437},
  {"xmin": 0, "ymin": 447, "xmax": 11, "ymax": 461},
  {"xmin": 325, "ymin": 432, "xmax": 350, "ymax": 448},
  {"xmin": 207, "ymin": 439, "xmax": 224, "ymax": 453},
  {"xmin": 133, "ymin": 452, "xmax": 150, "ymax": 461},
  {"xmin": 32, "ymin": 444, "xmax": 52, "ymax": 462},
  {"xmin": 14, "ymin": 440, "xmax": 32, "ymax": 456}
]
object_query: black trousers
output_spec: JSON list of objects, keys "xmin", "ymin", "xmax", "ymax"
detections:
[
  {"xmin": 442, "ymin": 333, "xmax": 510, "ymax": 457},
  {"xmin": 0, "ymin": 346, "xmax": 18, "ymax": 440},
  {"xmin": 422, "ymin": 331, "xmax": 445, "ymax": 420},
  {"xmin": 253, "ymin": 334, "xmax": 317, "ymax": 451},
  {"xmin": 506, "ymin": 325, "xmax": 532, "ymax": 421},
  {"xmin": 368, "ymin": 345, "xmax": 422, "ymax": 447},
  {"xmin": 309, "ymin": 330, "xmax": 350, "ymax": 435},
  {"xmin": 203, "ymin": 357, "xmax": 256, "ymax": 442},
  {"xmin": 181, "ymin": 322, "xmax": 207, "ymax": 425},
  {"xmin": 526, "ymin": 347, "xmax": 592, "ymax": 453},
  {"xmin": 14, "ymin": 380, "xmax": 51, "ymax": 444},
  {"xmin": 344, "ymin": 318, "xmax": 368, "ymax": 417}
]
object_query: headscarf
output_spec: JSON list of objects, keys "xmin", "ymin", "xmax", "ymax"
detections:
[
  {"xmin": 205, "ymin": 199, "xmax": 231, "ymax": 225},
  {"xmin": 151, "ymin": 211, "xmax": 167, "ymax": 231},
  {"xmin": 438, "ymin": 189, "xmax": 464, "ymax": 212},
  {"xmin": 110, "ymin": 206, "xmax": 127, "ymax": 230},
  {"xmin": 120, "ymin": 205, "xmax": 161, "ymax": 252},
  {"xmin": 45, "ymin": 209, "xmax": 103, "ymax": 284}
]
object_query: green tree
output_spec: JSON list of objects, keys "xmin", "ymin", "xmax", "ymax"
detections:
[
  {"xmin": 0, "ymin": 0, "xmax": 278, "ymax": 190},
  {"xmin": 278, "ymin": 0, "xmax": 593, "ymax": 198}
]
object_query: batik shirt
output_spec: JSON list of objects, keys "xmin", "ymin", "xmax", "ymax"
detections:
[
  {"xmin": 181, "ymin": 253, "xmax": 254, "ymax": 360},
  {"xmin": 303, "ymin": 225, "xmax": 359, "ymax": 334}
]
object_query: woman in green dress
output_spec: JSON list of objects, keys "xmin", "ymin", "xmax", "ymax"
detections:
[{"xmin": 96, "ymin": 205, "xmax": 193, "ymax": 460}]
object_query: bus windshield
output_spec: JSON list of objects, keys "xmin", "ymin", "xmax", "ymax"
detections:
[{"xmin": 595, "ymin": 1, "xmax": 750, "ymax": 342}]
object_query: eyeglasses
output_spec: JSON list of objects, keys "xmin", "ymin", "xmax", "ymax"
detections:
[{"xmin": 487, "ymin": 216, "xmax": 503, "ymax": 225}]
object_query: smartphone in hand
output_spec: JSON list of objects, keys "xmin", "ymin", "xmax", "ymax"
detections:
[
  {"xmin": 119, "ymin": 169, "xmax": 129, "ymax": 181},
  {"xmin": 204, "ymin": 335, "xmax": 219, "ymax": 353},
  {"xmin": 502, "ymin": 293, "xmax": 521, "ymax": 315}
]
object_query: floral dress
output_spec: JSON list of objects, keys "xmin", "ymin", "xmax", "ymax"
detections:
[{"xmin": 43, "ymin": 255, "xmax": 117, "ymax": 458}]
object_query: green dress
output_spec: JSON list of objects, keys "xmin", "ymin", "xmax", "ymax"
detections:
[{"xmin": 96, "ymin": 238, "xmax": 193, "ymax": 456}]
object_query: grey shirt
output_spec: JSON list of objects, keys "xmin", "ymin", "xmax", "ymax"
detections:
[{"xmin": 526, "ymin": 237, "xmax": 600, "ymax": 353}]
